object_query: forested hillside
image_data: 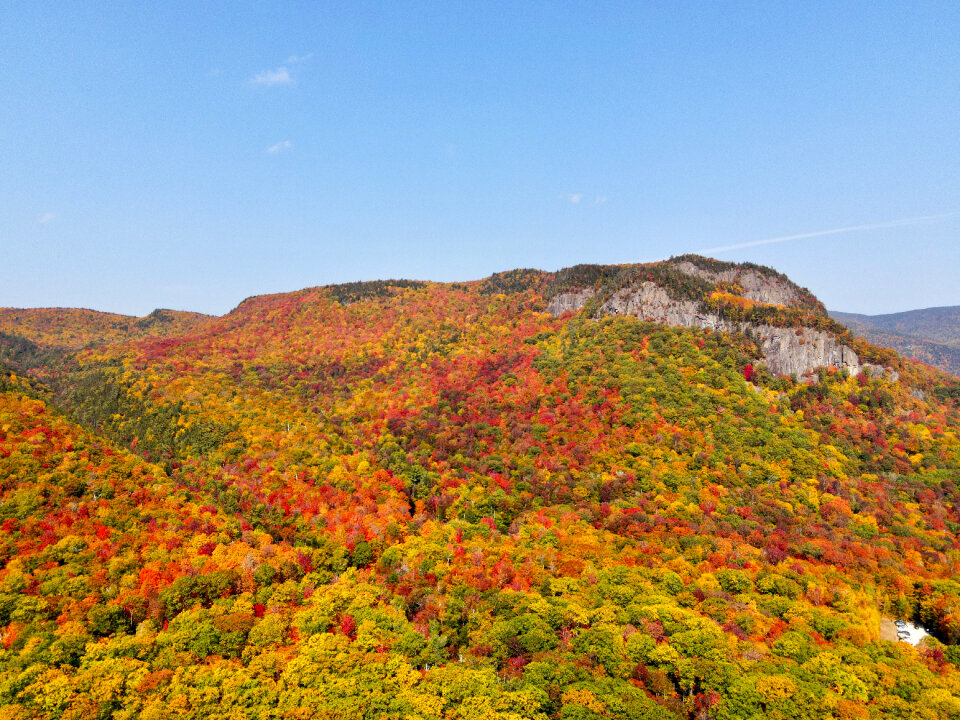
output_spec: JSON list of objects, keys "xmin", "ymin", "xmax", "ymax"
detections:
[
  {"xmin": 3, "ymin": 257, "xmax": 960, "ymax": 719},
  {"xmin": 0, "ymin": 308, "xmax": 212, "ymax": 352}
]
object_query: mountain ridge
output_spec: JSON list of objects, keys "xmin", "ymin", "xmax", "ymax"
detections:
[
  {"xmin": 0, "ymin": 307, "xmax": 213, "ymax": 350},
  {"xmin": 3, "ymin": 256, "xmax": 960, "ymax": 718},
  {"xmin": 831, "ymin": 306, "xmax": 960, "ymax": 378},
  {"xmin": 0, "ymin": 255, "xmax": 881, "ymax": 380},
  {"xmin": 832, "ymin": 306, "xmax": 960, "ymax": 346}
]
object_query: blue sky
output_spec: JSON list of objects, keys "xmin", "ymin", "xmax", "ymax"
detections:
[{"xmin": 2, "ymin": 1, "xmax": 959, "ymax": 316}]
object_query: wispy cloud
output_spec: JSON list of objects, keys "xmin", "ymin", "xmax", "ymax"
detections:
[
  {"xmin": 37, "ymin": 212, "xmax": 55, "ymax": 224},
  {"xmin": 696, "ymin": 211, "xmax": 960, "ymax": 255},
  {"xmin": 251, "ymin": 67, "xmax": 292, "ymax": 86},
  {"xmin": 267, "ymin": 140, "xmax": 293, "ymax": 154},
  {"xmin": 561, "ymin": 193, "xmax": 608, "ymax": 205},
  {"xmin": 251, "ymin": 54, "xmax": 311, "ymax": 86}
]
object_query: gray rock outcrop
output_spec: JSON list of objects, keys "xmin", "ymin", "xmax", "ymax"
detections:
[
  {"xmin": 548, "ymin": 280, "xmax": 874, "ymax": 378},
  {"xmin": 546, "ymin": 289, "xmax": 595, "ymax": 316},
  {"xmin": 863, "ymin": 363, "xmax": 900, "ymax": 383},
  {"xmin": 748, "ymin": 325, "xmax": 859, "ymax": 377},
  {"xmin": 600, "ymin": 284, "xmax": 707, "ymax": 327},
  {"xmin": 675, "ymin": 262, "xmax": 799, "ymax": 307}
]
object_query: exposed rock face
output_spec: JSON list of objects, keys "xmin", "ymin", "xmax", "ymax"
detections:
[
  {"xmin": 863, "ymin": 363, "xmax": 900, "ymax": 383},
  {"xmin": 546, "ymin": 289, "xmax": 595, "ymax": 316},
  {"xmin": 600, "ymin": 284, "xmax": 706, "ymax": 326},
  {"xmin": 675, "ymin": 262, "xmax": 799, "ymax": 307},
  {"xmin": 550, "ymin": 281, "xmax": 869, "ymax": 378},
  {"xmin": 749, "ymin": 326, "xmax": 859, "ymax": 377}
]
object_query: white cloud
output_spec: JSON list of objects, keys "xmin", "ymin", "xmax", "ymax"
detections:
[
  {"xmin": 37, "ymin": 212, "xmax": 55, "ymax": 224},
  {"xmin": 696, "ymin": 211, "xmax": 960, "ymax": 255},
  {"xmin": 594, "ymin": 195, "xmax": 608, "ymax": 205},
  {"xmin": 286, "ymin": 53, "xmax": 313, "ymax": 64},
  {"xmin": 566, "ymin": 193, "xmax": 582, "ymax": 204},
  {"xmin": 251, "ymin": 67, "xmax": 292, "ymax": 86},
  {"xmin": 267, "ymin": 140, "xmax": 293, "ymax": 154}
]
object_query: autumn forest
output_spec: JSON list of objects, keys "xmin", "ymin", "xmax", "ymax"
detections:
[{"xmin": 2, "ymin": 256, "xmax": 960, "ymax": 720}]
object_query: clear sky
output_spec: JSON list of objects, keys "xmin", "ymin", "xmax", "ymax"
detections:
[{"xmin": 3, "ymin": 1, "xmax": 959, "ymax": 317}]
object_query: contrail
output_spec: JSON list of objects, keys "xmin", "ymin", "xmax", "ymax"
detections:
[{"xmin": 695, "ymin": 211, "xmax": 960, "ymax": 255}]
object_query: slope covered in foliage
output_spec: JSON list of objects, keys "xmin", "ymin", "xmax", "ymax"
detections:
[
  {"xmin": 3, "ymin": 257, "xmax": 960, "ymax": 719},
  {"xmin": 0, "ymin": 308, "xmax": 212, "ymax": 351}
]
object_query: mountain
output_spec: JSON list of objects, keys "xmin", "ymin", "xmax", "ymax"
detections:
[
  {"xmin": 2, "ymin": 256, "xmax": 960, "ymax": 719},
  {"xmin": 831, "ymin": 307, "xmax": 960, "ymax": 377},
  {"xmin": 0, "ymin": 307, "xmax": 213, "ymax": 350},
  {"xmin": 832, "ymin": 307, "xmax": 960, "ymax": 347}
]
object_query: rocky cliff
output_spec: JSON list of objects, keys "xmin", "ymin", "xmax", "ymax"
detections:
[
  {"xmin": 545, "ymin": 289, "xmax": 596, "ymax": 316},
  {"xmin": 544, "ymin": 256, "xmax": 896, "ymax": 380},
  {"xmin": 673, "ymin": 261, "xmax": 800, "ymax": 306}
]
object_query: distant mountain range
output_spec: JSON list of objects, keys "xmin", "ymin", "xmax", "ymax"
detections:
[{"xmin": 830, "ymin": 306, "xmax": 960, "ymax": 377}]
